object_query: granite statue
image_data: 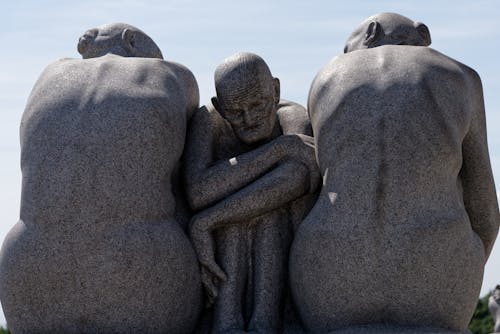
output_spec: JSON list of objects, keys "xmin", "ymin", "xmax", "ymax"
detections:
[
  {"xmin": 184, "ymin": 52, "xmax": 319, "ymax": 333},
  {"xmin": 490, "ymin": 285, "xmax": 500, "ymax": 333},
  {"xmin": 289, "ymin": 13, "xmax": 500, "ymax": 333},
  {"xmin": 0, "ymin": 23, "xmax": 202, "ymax": 333}
]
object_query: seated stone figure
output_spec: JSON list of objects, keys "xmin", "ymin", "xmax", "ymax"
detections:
[
  {"xmin": 0, "ymin": 23, "xmax": 202, "ymax": 333},
  {"xmin": 289, "ymin": 13, "xmax": 500, "ymax": 333},
  {"xmin": 184, "ymin": 52, "xmax": 319, "ymax": 333},
  {"xmin": 490, "ymin": 285, "xmax": 500, "ymax": 333}
]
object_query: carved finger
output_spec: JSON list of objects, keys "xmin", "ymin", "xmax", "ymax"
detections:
[
  {"xmin": 201, "ymin": 267, "xmax": 219, "ymax": 307},
  {"xmin": 202, "ymin": 259, "xmax": 227, "ymax": 282}
]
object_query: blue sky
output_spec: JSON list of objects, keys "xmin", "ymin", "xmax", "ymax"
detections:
[{"xmin": 1, "ymin": 0, "xmax": 500, "ymax": 326}]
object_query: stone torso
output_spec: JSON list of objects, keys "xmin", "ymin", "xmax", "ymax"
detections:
[
  {"xmin": 309, "ymin": 45, "xmax": 477, "ymax": 228},
  {"xmin": 20, "ymin": 55, "xmax": 189, "ymax": 225}
]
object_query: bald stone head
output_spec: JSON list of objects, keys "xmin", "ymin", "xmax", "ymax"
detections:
[
  {"xmin": 212, "ymin": 52, "xmax": 280, "ymax": 145},
  {"xmin": 344, "ymin": 13, "xmax": 431, "ymax": 53},
  {"xmin": 77, "ymin": 23, "xmax": 163, "ymax": 59}
]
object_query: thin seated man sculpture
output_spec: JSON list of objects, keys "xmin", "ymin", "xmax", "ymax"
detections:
[
  {"xmin": 0, "ymin": 23, "xmax": 202, "ymax": 333},
  {"xmin": 184, "ymin": 52, "xmax": 319, "ymax": 333},
  {"xmin": 489, "ymin": 285, "xmax": 500, "ymax": 333},
  {"xmin": 290, "ymin": 13, "xmax": 500, "ymax": 333}
]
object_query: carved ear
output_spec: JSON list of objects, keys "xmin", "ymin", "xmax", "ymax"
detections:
[
  {"xmin": 364, "ymin": 21, "xmax": 381, "ymax": 47},
  {"xmin": 121, "ymin": 28, "xmax": 137, "ymax": 54},
  {"xmin": 273, "ymin": 78, "xmax": 280, "ymax": 105},
  {"xmin": 211, "ymin": 96, "xmax": 220, "ymax": 111},
  {"xmin": 415, "ymin": 22, "xmax": 431, "ymax": 46}
]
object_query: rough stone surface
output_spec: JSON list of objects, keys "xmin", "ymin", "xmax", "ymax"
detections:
[
  {"xmin": 284, "ymin": 324, "xmax": 472, "ymax": 334},
  {"xmin": 490, "ymin": 285, "xmax": 500, "ymax": 333},
  {"xmin": 0, "ymin": 23, "xmax": 202, "ymax": 333},
  {"xmin": 184, "ymin": 52, "xmax": 319, "ymax": 333},
  {"xmin": 289, "ymin": 13, "xmax": 500, "ymax": 333}
]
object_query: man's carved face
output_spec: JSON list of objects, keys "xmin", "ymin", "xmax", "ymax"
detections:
[{"xmin": 218, "ymin": 78, "xmax": 278, "ymax": 145}]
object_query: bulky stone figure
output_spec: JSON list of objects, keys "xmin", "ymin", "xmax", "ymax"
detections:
[
  {"xmin": 289, "ymin": 13, "xmax": 500, "ymax": 333},
  {"xmin": 184, "ymin": 52, "xmax": 319, "ymax": 333},
  {"xmin": 0, "ymin": 23, "xmax": 202, "ymax": 333},
  {"xmin": 490, "ymin": 285, "xmax": 500, "ymax": 333}
]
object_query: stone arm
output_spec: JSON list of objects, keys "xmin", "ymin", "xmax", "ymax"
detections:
[
  {"xmin": 460, "ymin": 73, "xmax": 500, "ymax": 259},
  {"xmin": 191, "ymin": 159, "xmax": 310, "ymax": 232},
  {"xmin": 184, "ymin": 106, "xmax": 317, "ymax": 211}
]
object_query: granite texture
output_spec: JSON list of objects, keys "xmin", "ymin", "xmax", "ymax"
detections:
[
  {"xmin": 490, "ymin": 285, "xmax": 500, "ymax": 333},
  {"xmin": 284, "ymin": 324, "xmax": 472, "ymax": 334},
  {"xmin": 184, "ymin": 52, "xmax": 319, "ymax": 333},
  {"xmin": 289, "ymin": 13, "xmax": 500, "ymax": 333},
  {"xmin": 0, "ymin": 23, "xmax": 202, "ymax": 333}
]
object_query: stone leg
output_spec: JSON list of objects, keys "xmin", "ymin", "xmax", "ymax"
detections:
[
  {"xmin": 212, "ymin": 225, "xmax": 248, "ymax": 334},
  {"xmin": 248, "ymin": 209, "xmax": 291, "ymax": 334}
]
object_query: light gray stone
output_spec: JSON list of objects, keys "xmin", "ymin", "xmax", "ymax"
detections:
[
  {"xmin": 289, "ymin": 13, "xmax": 500, "ymax": 333},
  {"xmin": 184, "ymin": 52, "xmax": 319, "ymax": 333},
  {"xmin": 490, "ymin": 285, "xmax": 500, "ymax": 333},
  {"xmin": 0, "ymin": 23, "xmax": 202, "ymax": 333}
]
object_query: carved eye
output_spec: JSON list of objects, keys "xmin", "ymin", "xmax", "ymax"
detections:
[
  {"xmin": 250, "ymin": 102, "xmax": 262, "ymax": 110},
  {"xmin": 224, "ymin": 109, "xmax": 243, "ymax": 121}
]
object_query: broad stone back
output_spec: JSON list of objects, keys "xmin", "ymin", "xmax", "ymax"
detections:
[{"xmin": 20, "ymin": 57, "xmax": 188, "ymax": 224}]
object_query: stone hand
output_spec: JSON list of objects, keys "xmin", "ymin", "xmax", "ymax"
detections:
[{"xmin": 189, "ymin": 217, "xmax": 227, "ymax": 306}]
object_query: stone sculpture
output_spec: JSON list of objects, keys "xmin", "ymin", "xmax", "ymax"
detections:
[
  {"xmin": 0, "ymin": 23, "xmax": 202, "ymax": 333},
  {"xmin": 184, "ymin": 52, "xmax": 319, "ymax": 333},
  {"xmin": 490, "ymin": 285, "xmax": 500, "ymax": 333},
  {"xmin": 289, "ymin": 12, "xmax": 500, "ymax": 333}
]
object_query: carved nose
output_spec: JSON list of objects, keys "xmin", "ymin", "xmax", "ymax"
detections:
[{"xmin": 242, "ymin": 110, "xmax": 252, "ymax": 125}]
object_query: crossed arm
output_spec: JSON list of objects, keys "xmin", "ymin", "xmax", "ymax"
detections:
[{"xmin": 184, "ymin": 105, "xmax": 318, "ymax": 211}]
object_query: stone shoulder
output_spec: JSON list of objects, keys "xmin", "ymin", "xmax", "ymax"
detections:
[{"xmin": 277, "ymin": 99, "xmax": 312, "ymax": 136}]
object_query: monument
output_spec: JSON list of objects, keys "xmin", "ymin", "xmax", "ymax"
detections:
[
  {"xmin": 0, "ymin": 23, "xmax": 202, "ymax": 333},
  {"xmin": 0, "ymin": 13, "xmax": 498, "ymax": 334},
  {"xmin": 490, "ymin": 285, "xmax": 500, "ymax": 334},
  {"xmin": 289, "ymin": 12, "xmax": 500, "ymax": 333}
]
